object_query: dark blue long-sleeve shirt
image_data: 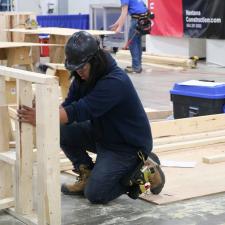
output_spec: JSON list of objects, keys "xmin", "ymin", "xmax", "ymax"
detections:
[{"xmin": 62, "ymin": 53, "xmax": 152, "ymax": 155}]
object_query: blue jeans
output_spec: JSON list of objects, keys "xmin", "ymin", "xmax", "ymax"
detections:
[
  {"xmin": 60, "ymin": 121, "xmax": 140, "ymax": 204},
  {"xmin": 129, "ymin": 18, "xmax": 143, "ymax": 71}
]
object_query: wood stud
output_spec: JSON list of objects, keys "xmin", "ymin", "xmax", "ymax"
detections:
[{"xmin": 0, "ymin": 66, "xmax": 61, "ymax": 225}]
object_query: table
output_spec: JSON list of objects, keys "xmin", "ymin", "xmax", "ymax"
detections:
[{"xmin": 5, "ymin": 27, "xmax": 116, "ymax": 63}]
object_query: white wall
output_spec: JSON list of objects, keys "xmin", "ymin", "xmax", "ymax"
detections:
[
  {"xmin": 15, "ymin": 0, "xmax": 58, "ymax": 15},
  {"xmin": 68, "ymin": 0, "xmax": 89, "ymax": 14},
  {"xmin": 14, "ymin": 0, "xmax": 41, "ymax": 14},
  {"xmin": 146, "ymin": 35, "xmax": 206, "ymax": 58},
  {"xmin": 68, "ymin": 0, "xmax": 120, "ymax": 14},
  {"xmin": 15, "ymin": 0, "xmax": 121, "ymax": 15}
]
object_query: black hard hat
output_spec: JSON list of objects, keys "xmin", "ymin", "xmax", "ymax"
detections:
[{"xmin": 65, "ymin": 31, "xmax": 99, "ymax": 71}]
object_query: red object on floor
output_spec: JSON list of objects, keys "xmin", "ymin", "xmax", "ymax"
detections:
[{"xmin": 39, "ymin": 35, "xmax": 49, "ymax": 57}]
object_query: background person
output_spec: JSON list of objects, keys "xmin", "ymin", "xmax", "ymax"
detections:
[{"xmin": 110, "ymin": 0, "xmax": 150, "ymax": 74}]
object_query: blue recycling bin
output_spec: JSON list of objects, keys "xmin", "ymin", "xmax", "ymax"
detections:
[{"xmin": 170, "ymin": 80, "xmax": 225, "ymax": 118}]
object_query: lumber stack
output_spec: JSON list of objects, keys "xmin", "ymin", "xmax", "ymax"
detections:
[
  {"xmin": 116, "ymin": 50, "xmax": 197, "ymax": 70},
  {"xmin": 0, "ymin": 12, "xmax": 36, "ymax": 42},
  {"xmin": 149, "ymin": 113, "xmax": 225, "ymax": 152}
]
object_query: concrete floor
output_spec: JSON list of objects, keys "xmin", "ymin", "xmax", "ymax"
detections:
[{"xmin": 1, "ymin": 59, "xmax": 225, "ymax": 225}]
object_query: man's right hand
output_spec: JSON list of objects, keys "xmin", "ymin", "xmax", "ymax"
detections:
[{"xmin": 109, "ymin": 23, "xmax": 121, "ymax": 33}]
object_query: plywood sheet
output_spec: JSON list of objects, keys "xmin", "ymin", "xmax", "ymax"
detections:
[
  {"xmin": 0, "ymin": 42, "xmax": 63, "ymax": 48},
  {"xmin": 141, "ymin": 143, "xmax": 225, "ymax": 204},
  {"xmin": 6, "ymin": 28, "xmax": 115, "ymax": 36}
]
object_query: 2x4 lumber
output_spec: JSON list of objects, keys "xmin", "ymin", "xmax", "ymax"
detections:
[
  {"xmin": 0, "ymin": 65, "xmax": 57, "ymax": 85},
  {"xmin": 46, "ymin": 63, "xmax": 66, "ymax": 71},
  {"xmin": 142, "ymin": 53, "xmax": 195, "ymax": 68},
  {"xmin": 117, "ymin": 58, "xmax": 185, "ymax": 71},
  {"xmin": 0, "ymin": 77, "xmax": 13, "ymax": 202},
  {"xmin": 0, "ymin": 151, "xmax": 15, "ymax": 165},
  {"xmin": 36, "ymin": 83, "xmax": 61, "ymax": 225},
  {"xmin": 60, "ymin": 158, "xmax": 73, "ymax": 171},
  {"xmin": 141, "ymin": 61, "xmax": 185, "ymax": 71},
  {"xmin": 0, "ymin": 14, "xmax": 11, "ymax": 41},
  {"xmin": 144, "ymin": 108, "xmax": 172, "ymax": 121},
  {"xmin": 154, "ymin": 135, "xmax": 225, "ymax": 153},
  {"xmin": 0, "ymin": 197, "xmax": 14, "ymax": 210},
  {"xmin": 15, "ymin": 80, "xmax": 33, "ymax": 214},
  {"xmin": 11, "ymin": 13, "xmax": 36, "ymax": 42},
  {"xmin": 151, "ymin": 113, "xmax": 225, "ymax": 139},
  {"xmin": 5, "ymin": 80, "xmax": 16, "ymax": 104},
  {"xmin": 116, "ymin": 50, "xmax": 195, "ymax": 68},
  {"xmin": 8, "ymin": 105, "xmax": 17, "ymax": 120},
  {"xmin": 0, "ymin": 42, "xmax": 64, "ymax": 48},
  {"xmin": 0, "ymin": 76, "xmax": 6, "ymax": 104},
  {"xmin": 202, "ymin": 154, "xmax": 225, "ymax": 164},
  {"xmin": 24, "ymin": 34, "xmax": 41, "ymax": 65},
  {"xmin": 154, "ymin": 129, "xmax": 225, "ymax": 145},
  {"xmin": 47, "ymin": 69, "xmax": 70, "ymax": 100},
  {"xmin": 0, "ymin": 148, "xmax": 74, "ymax": 172},
  {"xmin": 6, "ymin": 27, "xmax": 115, "ymax": 36},
  {"xmin": 49, "ymin": 35, "xmax": 67, "ymax": 63}
]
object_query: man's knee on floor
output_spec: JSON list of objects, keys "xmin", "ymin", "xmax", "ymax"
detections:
[{"xmin": 84, "ymin": 184, "xmax": 110, "ymax": 204}]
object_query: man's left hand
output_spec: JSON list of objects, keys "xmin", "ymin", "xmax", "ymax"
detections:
[{"xmin": 17, "ymin": 105, "xmax": 36, "ymax": 126}]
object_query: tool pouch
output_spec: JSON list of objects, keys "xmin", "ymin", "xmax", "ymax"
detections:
[
  {"xmin": 121, "ymin": 151, "xmax": 146, "ymax": 187},
  {"xmin": 136, "ymin": 12, "xmax": 153, "ymax": 35}
]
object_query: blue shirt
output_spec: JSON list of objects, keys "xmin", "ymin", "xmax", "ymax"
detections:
[
  {"xmin": 62, "ymin": 52, "xmax": 152, "ymax": 155},
  {"xmin": 120, "ymin": 0, "xmax": 148, "ymax": 15}
]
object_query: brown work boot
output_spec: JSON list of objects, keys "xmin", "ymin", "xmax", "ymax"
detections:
[{"xmin": 61, "ymin": 164, "xmax": 92, "ymax": 195}]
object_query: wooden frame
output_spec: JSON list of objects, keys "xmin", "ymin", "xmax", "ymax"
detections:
[{"xmin": 0, "ymin": 65, "xmax": 61, "ymax": 225}]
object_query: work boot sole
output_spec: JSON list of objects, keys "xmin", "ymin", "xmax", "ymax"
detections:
[{"xmin": 61, "ymin": 184, "xmax": 84, "ymax": 196}]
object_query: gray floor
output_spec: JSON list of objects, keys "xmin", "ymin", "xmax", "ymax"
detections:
[{"xmin": 1, "ymin": 59, "xmax": 225, "ymax": 225}]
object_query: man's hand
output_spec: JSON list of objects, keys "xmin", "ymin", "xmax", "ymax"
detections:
[
  {"xmin": 17, "ymin": 105, "xmax": 68, "ymax": 126},
  {"xmin": 17, "ymin": 105, "xmax": 36, "ymax": 126},
  {"xmin": 110, "ymin": 23, "xmax": 122, "ymax": 33},
  {"xmin": 60, "ymin": 106, "xmax": 68, "ymax": 124},
  {"xmin": 110, "ymin": 5, "xmax": 128, "ymax": 33}
]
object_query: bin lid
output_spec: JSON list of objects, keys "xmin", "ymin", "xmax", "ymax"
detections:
[{"xmin": 170, "ymin": 80, "xmax": 225, "ymax": 99}]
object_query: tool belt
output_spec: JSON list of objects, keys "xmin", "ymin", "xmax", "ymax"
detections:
[
  {"xmin": 131, "ymin": 11, "xmax": 149, "ymax": 19},
  {"xmin": 132, "ymin": 11, "xmax": 152, "ymax": 35}
]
